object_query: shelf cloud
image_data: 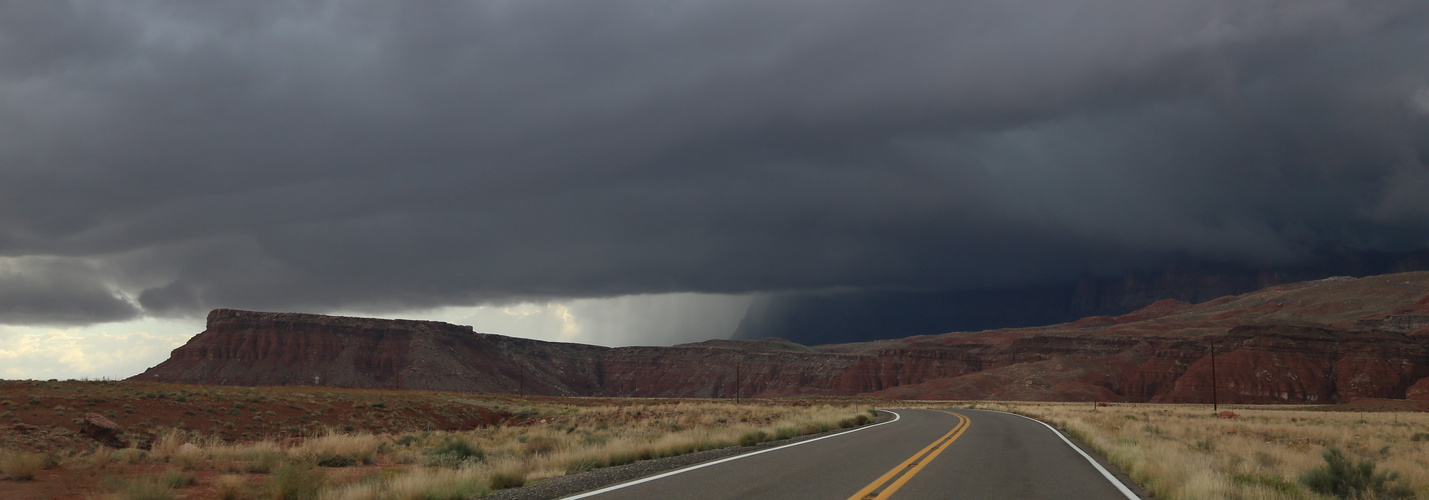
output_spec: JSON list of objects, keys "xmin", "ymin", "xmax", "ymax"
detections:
[{"xmin": 2, "ymin": 0, "xmax": 1428, "ymax": 328}]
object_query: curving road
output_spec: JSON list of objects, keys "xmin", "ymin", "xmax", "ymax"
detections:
[{"xmin": 563, "ymin": 409, "xmax": 1141, "ymax": 500}]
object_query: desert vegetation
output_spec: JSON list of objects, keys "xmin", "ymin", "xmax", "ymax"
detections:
[
  {"xmin": 0, "ymin": 381, "xmax": 876, "ymax": 499},
  {"xmin": 0, "ymin": 380, "xmax": 503, "ymax": 452},
  {"xmin": 963, "ymin": 401, "xmax": 1429, "ymax": 499},
  {"xmin": 9, "ymin": 379, "xmax": 1429, "ymax": 499}
]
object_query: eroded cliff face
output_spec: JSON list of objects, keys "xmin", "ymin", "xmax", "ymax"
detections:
[{"xmin": 135, "ymin": 272, "xmax": 1429, "ymax": 403}]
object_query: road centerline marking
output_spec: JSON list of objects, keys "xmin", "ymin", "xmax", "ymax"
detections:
[{"xmin": 846, "ymin": 410, "xmax": 970, "ymax": 500}]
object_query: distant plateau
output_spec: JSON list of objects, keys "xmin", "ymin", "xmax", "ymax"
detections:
[{"xmin": 134, "ymin": 272, "xmax": 1429, "ymax": 404}]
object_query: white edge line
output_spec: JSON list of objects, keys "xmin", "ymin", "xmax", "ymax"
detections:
[
  {"xmin": 559, "ymin": 410, "xmax": 903, "ymax": 499},
  {"xmin": 978, "ymin": 409, "xmax": 1140, "ymax": 500}
]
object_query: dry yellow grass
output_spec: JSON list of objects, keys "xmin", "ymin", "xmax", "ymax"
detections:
[
  {"xmin": 0, "ymin": 448, "xmax": 47, "ymax": 480},
  {"xmin": 147, "ymin": 427, "xmax": 190, "ymax": 461},
  {"xmin": 33, "ymin": 399, "xmax": 872, "ymax": 500},
  {"xmin": 49, "ymin": 397, "xmax": 1426, "ymax": 500},
  {"xmin": 86, "ymin": 445, "xmax": 114, "ymax": 468},
  {"xmin": 313, "ymin": 400, "xmax": 873, "ymax": 499},
  {"xmin": 953, "ymin": 402, "xmax": 1429, "ymax": 500},
  {"xmin": 292, "ymin": 430, "xmax": 384, "ymax": 466},
  {"xmin": 215, "ymin": 473, "xmax": 246, "ymax": 500}
]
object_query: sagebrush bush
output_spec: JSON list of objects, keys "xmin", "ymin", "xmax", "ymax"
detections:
[
  {"xmin": 1299, "ymin": 447, "xmax": 1414, "ymax": 500},
  {"xmin": 424, "ymin": 437, "xmax": 484, "ymax": 467}
]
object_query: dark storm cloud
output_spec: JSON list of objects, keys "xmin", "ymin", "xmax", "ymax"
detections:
[
  {"xmin": 0, "ymin": 258, "xmax": 138, "ymax": 325},
  {"xmin": 3, "ymin": 0, "xmax": 1429, "ymax": 325}
]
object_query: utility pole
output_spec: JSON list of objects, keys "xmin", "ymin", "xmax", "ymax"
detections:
[{"xmin": 1209, "ymin": 338, "xmax": 1218, "ymax": 412}]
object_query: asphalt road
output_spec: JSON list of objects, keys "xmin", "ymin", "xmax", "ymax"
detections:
[{"xmin": 563, "ymin": 409, "xmax": 1140, "ymax": 500}]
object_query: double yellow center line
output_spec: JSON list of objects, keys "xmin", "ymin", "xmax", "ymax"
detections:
[{"xmin": 847, "ymin": 410, "xmax": 970, "ymax": 500}]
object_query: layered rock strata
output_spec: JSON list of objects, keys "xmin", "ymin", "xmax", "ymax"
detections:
[{"xmin": 135, "ymin": 272, "xmax": 1429, "ymax": 403}]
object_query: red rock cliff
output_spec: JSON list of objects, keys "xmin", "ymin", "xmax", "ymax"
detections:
[{"xmin": 135, "ymin": 272, "xmax": 1429, "ymax": 403}]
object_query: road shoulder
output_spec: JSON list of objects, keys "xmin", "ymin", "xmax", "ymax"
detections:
[
  {"xmin": 982, "ymin": 409, "xmax": 1152, "ymax": 500},
  {"xmin": 486, "ymin": 412, "xmax": 897, "ymax": 500}
]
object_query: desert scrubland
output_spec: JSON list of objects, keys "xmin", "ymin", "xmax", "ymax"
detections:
[
  {"xmin": 0, "ymin": 381, "xmax": 875, "ymax": 500},
  {"xmin": 4, "ymin": 380, "xmax": 1429, "ymax": 499},
  {"xmin": 961, "ymin": 401, "xmax": 1429, "ymax": 500}
]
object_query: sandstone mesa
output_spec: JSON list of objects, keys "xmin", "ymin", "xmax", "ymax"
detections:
[{"xmin": 133, "ymin": 272, "xmax": 1429, "ymax": 404}]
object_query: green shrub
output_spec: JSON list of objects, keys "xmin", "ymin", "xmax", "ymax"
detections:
[
  {"xmin": 1300, "ymin": 447, "xmax": 1414, "ymax": 499},
  {"xmin": 269, "ymin": 461, "xmax": 325, "ymax": 500},
  {"xmin": 855, "ymin": 414, "xmax": 870, "ymax": 425},
  {"xmin": 1231, "ymin": 472, "xmax": 1301, "ymax": 496},
  {"xmin": 580, "ymin": 433, "xmax": 608, "ymax": 446},
  {"xmin": 419, "ymin": 478, "xmax": 487, "ymax": 500},
  {"xmin": 566, "ymin": 458, "xmax": 600, "ymax": 473},
  {"xmin": 160, "ymin": 470, "xmax": 196, "ymax": 488},
  {"xmin": 396, "ymin": 434, "xmax": 419, "ymax": 446},
  {"xmin": 604, "ymin": 450, "xmax": 639, "ymax": 467},
  {"xmin": 774, "ymin": 426, "xmax": 799, "ymax": 440},
  {"xmin": 738, "ymin": 430, "xmax": 768, "ymax": 446},
  {"xmin": 116, "ymin": 476, "xmax": 176, "ymax": 500},
  {"xmin": 314, "ymin": 454, "xmax": 356, "ymax": 467},
  {"xmin": 1410, "ymin": 433, "xmax": 1429, "ymax": 442},
  {"xmin": 424, "ymin": 437, "xmax": 485, "ymax": 467},
  {"xmin": 488, "ymin": 472, "xmax": 525, "ymax": 490}
]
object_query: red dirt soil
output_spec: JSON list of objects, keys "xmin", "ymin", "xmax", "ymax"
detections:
[
  {"xmin": 1, "ymin": 381, "xmax": 508, "ymax": 454},
  {"xmin": 0, "ymin": 380, "xmax": 520, "ymax": 500}
]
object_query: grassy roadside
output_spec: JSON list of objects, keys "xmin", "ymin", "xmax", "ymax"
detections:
[
  {"xmin": 10, "ymin": 380, "xmax": 1423, "ymax": 500},
  {"xmin": 1, "ymin": 398, "xmax": 876, "ymax": 499},
  {"xmin": 949, "ymin": 402, "xmax": 1429, "ymax": 500}
]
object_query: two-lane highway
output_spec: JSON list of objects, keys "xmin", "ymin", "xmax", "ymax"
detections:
[{"xmin": 565, "ymin": 409, "xmax": 1139, "ymax": 500}]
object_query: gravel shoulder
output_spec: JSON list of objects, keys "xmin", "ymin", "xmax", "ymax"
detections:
[{"xmin": 485, "ymin": 412, "xmax": 896, "ymax": 500}]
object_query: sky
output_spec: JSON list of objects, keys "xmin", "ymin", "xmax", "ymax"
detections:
[{"xmin": 3, "ymin": 1, "xmax": 1429, "ymax": 379}]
